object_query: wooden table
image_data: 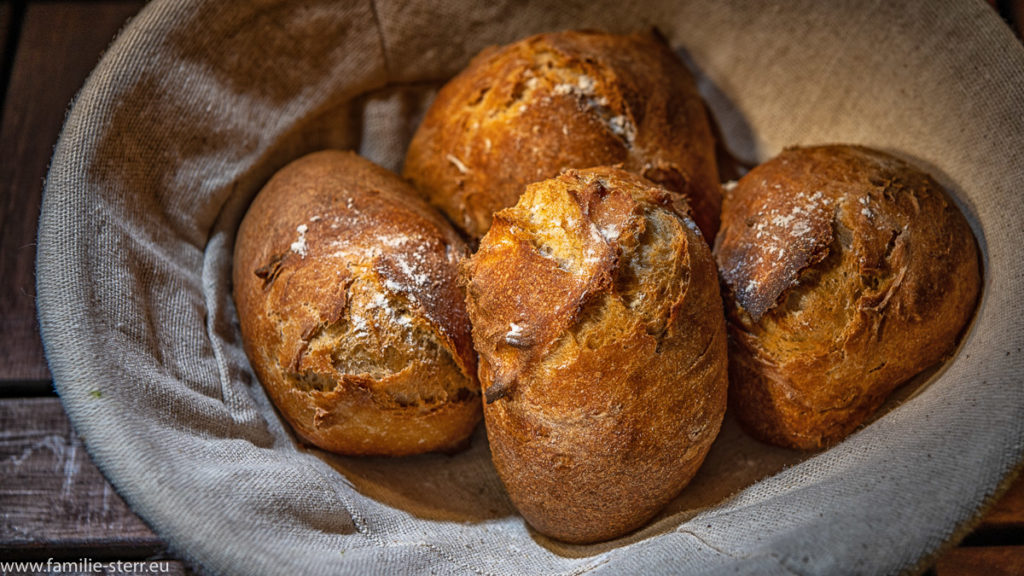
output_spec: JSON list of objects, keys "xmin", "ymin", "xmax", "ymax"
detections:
[{"xmin": 1, "ymin": 2, "xmax": 1022, "ymax": 574}]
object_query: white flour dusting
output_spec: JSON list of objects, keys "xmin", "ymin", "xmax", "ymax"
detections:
[{"xmin": 290, "ymin": 224, "xmax": 309, "ymax": 257}]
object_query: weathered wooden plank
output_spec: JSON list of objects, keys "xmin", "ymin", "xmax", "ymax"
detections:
[
  {"xmin": 0, "ymin": 398, "xmax": 165, "ymax": 560},
  {"xmin": 933, "ymin": 546, "xmax": 1024, "ymax": 576},
  {"xmin": 0, "ymin": 1, "xmax": 145, "ymax": 384}
]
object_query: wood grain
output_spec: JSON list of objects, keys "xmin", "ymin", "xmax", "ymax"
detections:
[
  {"xmin": 934, "ymin": 547, "xmax": 1024, "ymax": 576},
  {"xmin": 0, "ymin": 397, "xmax": 164, "ymax": 560},
  {"xmin": 0, "ymin": 0, "xmax": 145, "ymax": 384}
]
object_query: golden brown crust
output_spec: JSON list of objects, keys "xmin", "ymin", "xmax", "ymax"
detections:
[
  {"xmin": 714, "ymin": 145, "xmax": 981, "ymax": 450},
  {"xmin": 404, "ymin": 29, "xmax": 720, "ymax": 241},
  {"xmin": 463, "ymin": 166, "xmax": 727, "ymax": 543},
  {"xmin": 233, "ymin": 150, "xmax": 481, "ymax": 456}
]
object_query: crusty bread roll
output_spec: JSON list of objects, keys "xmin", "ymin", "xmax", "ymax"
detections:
[
  {"xmin": 463, "ymin": 166, "xmax": 728, "ymax": 543},
  {"xmin": 714, "ymin": 145, "xmax": 981, "ymax": 450},
  {"xmin": 233, "ymin": 150, "xmax": 481, "ymax": 456},
  {"xmin": 404, "ymin": 29, "xmax": 720, "ymax": 241}
]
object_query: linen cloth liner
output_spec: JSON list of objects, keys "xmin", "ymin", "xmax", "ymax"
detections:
[{"xmin": 36, "ymin": 0, "xmax": 1024, "ymax": 574}]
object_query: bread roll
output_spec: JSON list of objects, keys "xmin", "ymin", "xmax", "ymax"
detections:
[
  {"xmin": 233, "ymin": 151, "xmax": 481, "ymax": 456},
  {"xmin": 714, "ymin": 145, "xmax": 981, "ymax": 450},
  {"xmin": 404, "ymin": 29, "xmax": 720, "ymax": 241},
  {"xmin": 463, "ymin": 166, "xmax": 727, "ymax": 543}
]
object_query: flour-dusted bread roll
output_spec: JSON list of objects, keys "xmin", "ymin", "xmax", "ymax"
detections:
[
  {"xmin": 463, "ymin": 166, "xmax": 727, "ymax": 543},
  {"xmin": 714, "ymin": 145, "xmax": 981, "ymax": 450},
  {"xmin": 404, "ymin": 29, "xmax": 721, "ymax": 241},
  {"xmin": 233, "ymin": 151, "xmax": 481, "ymax": 456}
]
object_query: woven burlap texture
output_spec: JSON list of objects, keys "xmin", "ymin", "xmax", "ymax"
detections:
[{"xmin": 37, "ymin": 1, "xmax": 1024, "ymax": 574}]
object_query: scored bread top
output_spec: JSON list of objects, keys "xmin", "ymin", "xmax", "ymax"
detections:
[
  {"xmin": 462, "ymin": 165, "xmax": 727, "ymax": 542},
  {"xmin": 233, "ymin": 150, "xmax": 480, "ymax": 455},
  {"xmin": 238, "ymin": 150, "xmax": 476, "ymax": 381},
  {"xmin": 715, "ymin": 145, "xmax": 979, "ymax": 326},
  {"xmin": 714, "ymin": 144, "xmax": 981, "ymax": 449},
  {"xmin": 404, "ymin": 29, "xmax": 720, "ymax": 240},
  {"xmin": 463, "ymin": 166, "xmax": 703, "ymax": 402}
]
